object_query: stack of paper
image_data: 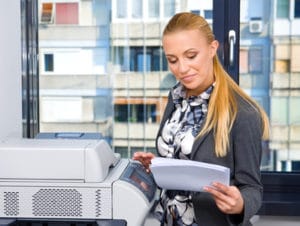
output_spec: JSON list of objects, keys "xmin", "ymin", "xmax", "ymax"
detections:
[{"xmin": 150, "ymin": 157, "xmax": 230, "ymax": 192}]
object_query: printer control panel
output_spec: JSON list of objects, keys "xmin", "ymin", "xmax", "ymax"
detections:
[{"xmin": 120, "ymin": 161, "xmax": 157, "ymax": 202}]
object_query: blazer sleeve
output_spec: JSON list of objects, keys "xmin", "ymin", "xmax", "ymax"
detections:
[{"xmin": 229, "ymin": 101, "xmax": 263, "ymax": 225}]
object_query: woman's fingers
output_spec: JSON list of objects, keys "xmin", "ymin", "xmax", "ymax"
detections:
[{"xmin": 203, "ymin": 182, "xmax": 244, "ymax": 214}]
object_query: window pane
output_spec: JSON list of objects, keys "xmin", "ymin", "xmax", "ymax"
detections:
[
  {"xmin": 240, "ymin": 0, "xmax": 300, "ymax": 173},
  {"xmin": 116, "ymin": 0, "xmax": 127, "ymax": 18},
  {"xmin": 276, "ymin": 0, "xmax": 289, "ymax": 18},
  {"xmin": 249, "ymin": 48, "xmax": 262, "ymax": 73},
  {"xmin": 164, "ymin": 0, "xmax": 175, "ymax": 17},
  {"xmin": 56, "ymin": 3, "xmax": 78, "ymax": 24},
  {"xmin": 295, "ymin": 0, "xmax": 300, "ymax": 18},
  {"xmin": 149, "ymin": 0, "xmax": 159, "ymax": 18},
  {"xmin": 132, "ymin": 0, "xmax": 142, "ymax": 18},
  {"xmin": 290, "ymin": 97, "xmax": 300, "ymax": 124},
  {"xmin": 44, "ymin": 54, "xmax": 54, "ymax": 72},
  {"xmin": 271, "ymin": 97, "xmax": 288, "ymax": 124},
  {"xmin": 239, "ymin": 49, "xmax": 248, "ymax": 74},
  {"xmin": 38, "ymin": 0, "xmax": 212, "ymax": 158}
]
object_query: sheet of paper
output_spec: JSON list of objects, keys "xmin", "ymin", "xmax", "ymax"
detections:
[{"xmin": 150, "ymin": 157, "xmax": 230, "ymax": 192}]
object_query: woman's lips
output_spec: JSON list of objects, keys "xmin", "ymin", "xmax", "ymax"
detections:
[{"xmin": 181, "ymin": 74, "xmax": 196, "ymax": 82}]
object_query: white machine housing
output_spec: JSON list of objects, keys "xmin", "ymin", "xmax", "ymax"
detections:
[{"xmin": 0, "ymin": 138, "xmax": 157, "ymax": 226}]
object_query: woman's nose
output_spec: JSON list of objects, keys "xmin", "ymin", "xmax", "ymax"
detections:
[{"xmin": 178, "ymin": 59, "xmax": 189, "ymax": 73}]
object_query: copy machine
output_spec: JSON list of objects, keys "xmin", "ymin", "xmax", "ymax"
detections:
[{"xmin": 0, "ymin": 138, "xmax": 157, "ymax": 226}]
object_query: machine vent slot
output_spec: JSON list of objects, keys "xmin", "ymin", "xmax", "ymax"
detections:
[
  {"xmin": 32, "ymin": 188, "xmax": 82, "ymax": 217},
  {"xmin": 4, "ymin": 192, "xmax": 20, "ymax": 216},
  {"xmin": 95, "ymin": 189, "xmax": 102, "ymax": 217}
]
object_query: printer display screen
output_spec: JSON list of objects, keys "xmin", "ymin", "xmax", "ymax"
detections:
[{"xmin": 120, "ymin": 161, "xmax": 156, "ymax": 202}]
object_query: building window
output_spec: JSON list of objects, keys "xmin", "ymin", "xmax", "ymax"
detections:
[
  {"xmin": 116, "ymin": 0, "xmax": 127, "ymax": 18},
  {"xmin": 132, "ymin": 0, "xmax": 143, "ymax": 18},
  {"xmin": 191, "ymin": 10, "xmax": 201, "ymax": 16},
  {"xmin": 271, "ymin": 97, "xmax": 288, "ymax": 125},
  {"xmin": 239, "ymin": 49, "xmax": 248, "ymax": 74},
  {"xmin": 113, "ymin": 46, "xmax": 168, "ymax": 72},
  {"xmin": 164, "ymin": 0, "xmax": 175, "ymax": 18},
  {"xmin": 276, "ymin": 0, "xmax": 289, "ymax": 18},
  {"xmin": 148, "ymin": 0, "xmax": 159, "ymax": 18},
  {"xmin": 44, "ymin": 54, "xmax": 54, "ymax": 72},
  {"xmin": 239, "ymin": 48, "xmax": 263, "ymax": 74},
  {"xmin": 56, "ymin": 3, "xmax": 78, "ymax": 25},
  {"xmin": 114, "ymin": 104, "xmax": 157, "ymax": 123},
  {"xmin": 40, "ymin": 3, "xmax": 54, "ymax": 23},
  {"xmin": 295, "ymin": 0, "xmax": 300, "ymax": 18},
  {"xmin": 204, "ymin": 10, "xmax": 213, "ymax": 19},
  {"xmin": 291, "ymin": 45, "xmax": 300, "ymax": 72},
  {"xmin": 275, "ymin": 60, "xmax": 290, "ymax": 73},
  {"xmin": 290, "ymin": 97, "xmax": 300, "ymax": 124},
  {"xmin": 249, "ymin": 48, "xmax": 263, "ymax": 73}
]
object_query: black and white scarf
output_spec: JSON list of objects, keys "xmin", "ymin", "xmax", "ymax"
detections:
[{"xmin": 155, "ymin": 82, "xmax": 214, "ymax": 226}]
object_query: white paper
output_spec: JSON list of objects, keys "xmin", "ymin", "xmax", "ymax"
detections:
[{"xmin": 150, "ymin": 157, "xmax": 230, "ymax": 192}]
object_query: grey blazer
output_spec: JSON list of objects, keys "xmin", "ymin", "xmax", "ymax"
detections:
[{"xmin": 156, "ymin": 92, "xmax": 263, "ymax": 226}]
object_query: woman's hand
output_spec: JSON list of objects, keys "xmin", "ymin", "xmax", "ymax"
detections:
[
  {"xmin": 203, "ymin": 182, "xmax": 244, "ymax": 214},
  {"xmin": 132, "ymin": 151, "xmax": 156, "ymax": 172}
]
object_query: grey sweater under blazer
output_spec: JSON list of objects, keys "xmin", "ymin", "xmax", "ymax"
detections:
[{"xmin": 156, "ymin": 92, "xmax": 263, "ymax": 226}]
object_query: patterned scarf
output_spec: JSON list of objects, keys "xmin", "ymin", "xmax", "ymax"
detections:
[{"xmin": 155, "ymin": 82, "xmax": 214, "ymax": 226}]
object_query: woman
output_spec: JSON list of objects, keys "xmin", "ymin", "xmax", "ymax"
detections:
[{"xmin": 133, "ymin": 12, "xmax": 269, "ymax": 226}]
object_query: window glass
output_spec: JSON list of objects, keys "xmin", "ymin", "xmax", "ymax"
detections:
[
  {"xmin": 271, "ymin": 97, "xmax": 288, "ymax": 124},
  {"xmin": 164, "ymin": 0, "xmax": 175, "ymax": 17},
  {"xmin": 295, "ymin": 0, "xmax": 300, "ymax": 18},
  {"xmin": 276, "ymin": 0, "xmax": 289, "ymax": 18},
  {"xmin": 41, "ymin": 3, "xmax": 54, "ymax": 23},
  {"xmin": 116, "ymin": 0, "xmax": 127, "ymax": 18},
  {"xmin": 132, "ymin": 0, "xmax": 142, "ymax": 18},
  {"xmin": 249, "ymin": 48, "xmax": 262, "ymax": 73},
  {"xmin": 148, "ymin": 0, "xmax": 159, "ymax": 18},
  {"xmin": 204, "ymin": 10, "xmax": 213, "ymax": 19},
  {"xmin": 35, "ymin": 0, "xmax": 300, "ymax": 172},
  {"xmin": 240, "ymin": 0, "xmax": 300, "ymax": 172},
  {"xmin": 290, "ymin": 97, "xmax": 300, "ymax": 124},
  {"xmin": 56, "ymin": 3, "xmax": 78, "ymax": 24},
  {"xmin": 239, "ymin": 49, "xmax": 248, "ymax": 74},
  {"xmin": 44, "ymin": 54, "xmax": 54, "ymax": 72}
]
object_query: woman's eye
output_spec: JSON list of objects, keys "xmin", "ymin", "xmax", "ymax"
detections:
[
  {"xmin": 187, "ymin": 54, "xmax": 197, "ymax": 59},
  {"xmin": 168, "ymin": 59, "xmax": 177, "ymax": 64}
]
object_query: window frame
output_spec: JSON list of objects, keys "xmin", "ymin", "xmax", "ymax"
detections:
[{"xmin": 22, "ymin": 0, "xmax": 300, "ymax": 217}]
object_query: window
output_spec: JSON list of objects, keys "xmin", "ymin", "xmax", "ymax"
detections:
[
  {"xmin": 19, "ymin": 0, "xmax": 300, "ymax": 218},
  {"xmin": 239, "ymin": 49, "xmax": 248, "ymax": 74},
  {"xmin": 164, "ymin": 0, "xmax": 175, "ymax": 18},
  {"xmin": 295, "ymin": 0, "xmax": 300, "ymax": 18},
  {"xmin": 204, "ymin": 10, "xmax": 213, "ymax": 19},
  {"xmin": 271, "ymin": 97, "xmax": 288, "ymax": 124},
  {"xmin": 276, "ymin": 0, "xmax": 289, "ymax": 18},
  {"xmin": 40, "ymin": 2, "xmax": 79, "ymax": 25},
  {"xmin": 114, "ymin": 104, "xmax": 157, "ymax": 123},
  {"xmin": 275, "ymin": 60, "xmax": 290, "ymax": 73},
  {"xmin": 116, "ymin": 0, "xmax": 127, "ymax": 18},
  {"xmin": 239, "ymin": 47, "xmax": 263, "ymax": 74},
  {"xmin": 40, "ymin": 3, "xmax": 54, "ymax": 23},
  {"xmin": 114, "ymin": 47, "xmax": 168, "ymax": 72},
  {"xmin": 274, "ymin": 45, "xmax": 291, "ymax": 73},
  {"xmin": 148, "ymin": 0, "xmax": 159, "ymax": 18},
  {"xmin": 44, "ymin": 54, "xmax": 54, "ymax": 72},
  {"xmin": 249, "ymin": 48, "xmax": 263, "ymax": 73},
  {"xmin": 55, "ymin": 3, "xmax": 78, "ymax": 25},
  {"xmin": 132, "ymin": 0, "xmax": 142, "ymax": 18}
]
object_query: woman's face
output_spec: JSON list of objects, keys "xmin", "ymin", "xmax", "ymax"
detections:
[{"xmin": 163, "ymin": 29, "xmax": 218, "ymax": 96}]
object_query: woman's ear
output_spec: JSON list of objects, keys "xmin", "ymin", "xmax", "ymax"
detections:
[{"xmin": 210, "ymin": 40, "xmax": 219, "ymax": 57}]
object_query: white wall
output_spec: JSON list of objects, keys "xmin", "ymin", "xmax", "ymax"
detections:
[{"xmin": 0, "ymin": 0, "xmax": 22, "ymax": 139}]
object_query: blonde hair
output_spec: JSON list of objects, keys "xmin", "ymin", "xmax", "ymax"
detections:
[{"xmin": 163, "ymin": 12, "xmax": 269, "ymax": 157}]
